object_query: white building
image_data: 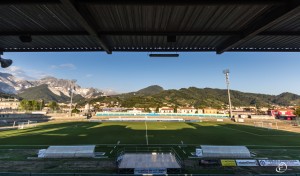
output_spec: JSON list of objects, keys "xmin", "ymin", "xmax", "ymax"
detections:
[
  {"xmin": 159, "ymin": 107, "xmax": 174, "ymax": 113},
  {"xmin": 0, "ymin": 98, "xmax": 20, "ymax": 110},
  {"xmin": 177, "ymin": 107, "xmax": 199, "ymax": 114},
  {"xmin": 127, "ymin": 108, "xmax": 143, "ymax": 113}
]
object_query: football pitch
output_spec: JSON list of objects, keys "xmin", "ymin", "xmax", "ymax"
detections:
[
  {"xmin": 1, "ymin": 121, "xmax": 300, "ymax": 174},
  {"xmin": 1, "ymin": 121, "xmax": 300, "ymax": 147}
]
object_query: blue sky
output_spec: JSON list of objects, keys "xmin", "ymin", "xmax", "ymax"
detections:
[{"xmin": 2, "ymin": 51, "xmax": 300, "ymax": 95}]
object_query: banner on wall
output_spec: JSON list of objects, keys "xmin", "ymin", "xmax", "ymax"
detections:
[
  {"xmin": 258, "ymin": 160, "xmax": 300, "ymax": 167},
  {"xmin": 221, "ymin": 160, "xmax": 236, "ymax": 166},
  {"xmin": 236, "ymin": 160, "xmax": 259, "ymax": 166}
]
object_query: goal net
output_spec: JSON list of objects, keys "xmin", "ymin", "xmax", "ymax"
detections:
[
  {"xmin": 254, "ymin": 121, "xmax": 278, "ymax": 130},
  {"xmin": 28, "ymin": 120, "xmax": 37, "ymax": 127},
  {"xmin": 265, "ymin": 122, "xmax": 274, "ymax": 130},
  {"xmin": 17, "ymin": 120, "xmax": 37, "ymax": 129},
  {"xmin": 254, "ymin": 122, "xmax": 263, "ymax": 128},
  {"xmin": 17, "ymin": 122, "xmax": 26, "ymax": 129}
]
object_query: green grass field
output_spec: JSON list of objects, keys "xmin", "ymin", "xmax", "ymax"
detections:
[
  {"xmin": 1, "ymin": 121, "xmax": 300, "ymax": 147},
  {"xmin": 1, "ymin": 121, "xmax": 300, "ymax": 174}
]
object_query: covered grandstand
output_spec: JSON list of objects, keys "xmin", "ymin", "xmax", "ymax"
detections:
[
  {"xmin": 1, "ymin": 1, "xmax": 300, "ymax": 175},
  {"xmin": 116, "ymin": 147, "xmax": 183, "ymax": 174},
  {"xmin": 39, "ymin": 145, "xmax": 96, "ymax": 158},
  {"xmin": 198, "ymin": 145, "xmax": 251, "ymax": 159},
  {"xmin": 0, "ymin": 1, "xmax": 299, "ymax": 54}
]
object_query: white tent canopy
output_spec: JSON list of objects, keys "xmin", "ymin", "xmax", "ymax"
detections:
[
  {"xmin": 42, "ymin": 145, "xmax": 95, "ymax": 158},
  {"xmin": 200, "ymin": 145, "xmax": 251, "ymax": 158}
]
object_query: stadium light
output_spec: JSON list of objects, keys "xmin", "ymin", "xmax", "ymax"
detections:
[
  {"xmin": 223, "ymin": 69, "xmax": 234, "ymax": 121},
  {"xmin": 68, "ymin": 85, "xmax": 76, "ymax": 117},
  {"xmin": 0, "ymin": 52, "xmax": 13, "ymax": 68},
  {"xmin": 149, "ymin": 54, "xmax": 179, "ymax": 57}
]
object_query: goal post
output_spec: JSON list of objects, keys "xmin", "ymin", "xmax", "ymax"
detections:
[
  {"xmin": 28, "ymin": 120, "xmax": 37, "ymax": 127},
  {"xmin": 265, "ymin": 122, "xmax": 273, "ymax": 130},
  {"xmin": 17, "ymin": 121, "xmax": 38, "ymax": 129},
  {"xmin": 17, "ymin": 122, "xmax": 25, "ymax": 129},
  {"xmin": 254, "ymin": 122, "xmax": 263, "ymax": 128},
  {"xmin": 254, "ymin": 121, "xmax": 278, "ymax": 130}
]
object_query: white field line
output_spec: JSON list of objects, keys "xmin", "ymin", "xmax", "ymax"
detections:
[
  {"xmin": 109, "ymin": 145, "xmax": 117, "ymax": 154},
  {"xmin": 216, "ymin": 125, "xmax": 298, "ymax": 137},
  {"xmin": 1, "ymin": 144, "xmax": 300, "ymax": 148},
  {"xmin": 145, "ymin": 121, "xmax": 148, "ymax": 145},
  {"xmin": 215, "ymin": 125, "xmax": 261, "ymax": 136}
]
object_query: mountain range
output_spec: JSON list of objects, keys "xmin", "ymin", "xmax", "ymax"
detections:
[
  {"xmin": 0, "ymin": 72, "xmax": 106, "ymax": 102},
  {"xmin": 1, "ymin": 72, "xmax": 300, "ymax": 107}
]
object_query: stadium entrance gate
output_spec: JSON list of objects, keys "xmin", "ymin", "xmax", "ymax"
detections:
[{"xmin": 116, "ymin": 147, "xmax": 183, "ymax": 174}]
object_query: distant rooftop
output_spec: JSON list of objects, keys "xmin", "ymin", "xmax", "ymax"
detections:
[{"xmin": 0, "ymin": 98, "xmax": 19, "ymax": 102}]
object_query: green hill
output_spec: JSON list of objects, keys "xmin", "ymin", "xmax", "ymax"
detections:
[
  {"xmin": 0, "ymin": 92, "xmax": 20, "ymax": 100},
  {"xmin": 136, "ymin": 85, "xmax": 164, "ymax": 95},
  {"xmin": 89, "ymin": 86, "xmax": 300, "ymax": 109}
]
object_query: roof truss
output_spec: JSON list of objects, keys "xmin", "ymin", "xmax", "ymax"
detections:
[
  {"xmin": 0, "ymin": 0, "xmax": 299, "ymax": 54},
  {"xmin": 216, "ymin": 1, "xmax": 300, "ymax": 54}
]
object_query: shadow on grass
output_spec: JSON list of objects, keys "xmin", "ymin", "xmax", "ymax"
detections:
[{"xmin": 0, "ymin": 121, "xmax": 300, "ymax": 147}]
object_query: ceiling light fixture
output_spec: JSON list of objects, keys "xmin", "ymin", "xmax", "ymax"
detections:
[
  {"xmin": 19, "ymin": 35, "xmax": 32, "ymax": 43},
  {"xmin": 149, "ymin": 53, "xmax": 179, "ymax": 57},
  {"xmin": 167, "ymin": 35, "xmax": 176, "ymax": 43}
]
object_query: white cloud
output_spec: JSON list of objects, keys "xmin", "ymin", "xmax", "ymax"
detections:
[
  {"xmin": 85, "ymin": 74, "xmax": 93, "ymax": 78},
  {"xmin": 50, "ymin": 63, "xmax": 76, "ymax": 70},
  {"xmin": 4, "ymin": 66, "xmax": 35, "ymax": 80},
  {"xmin": 2, "ymin": 66, "xmax": 51, "ymax": 80},
  {"xmin": 29, "ymin": 70, "xmax": 52, "ymax": 79}
]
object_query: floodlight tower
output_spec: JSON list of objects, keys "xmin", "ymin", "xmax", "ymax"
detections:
[
  {"xmin": 68, "ymin": 87, "xmax": 74, "ymax": 116},
  {"xmin": 223, "ymin": 69, "xmax": 234, "ymax": 121},
  {"xmin": 68, "ymin": 81, "xmax": 76, "ymax": 117}
]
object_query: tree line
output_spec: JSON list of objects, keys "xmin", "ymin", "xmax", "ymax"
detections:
[{"xmin": 19, "ymin": 100, "xmax": 59, "ymax": 111}]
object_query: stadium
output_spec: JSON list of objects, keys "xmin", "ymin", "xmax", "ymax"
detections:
[
  {"xmin": 0, "ymin": 0, "xmax": 300, "ymax": 175},
  {"xmin": 1, "ymin": 115, "xmax": 300, "ymax": 175}
]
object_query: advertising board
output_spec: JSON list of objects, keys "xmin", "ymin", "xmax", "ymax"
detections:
[
  {"xmin": 258, "ymin": 160, "xmax": 300, "ymax": 166},
  {"xmin": 221, "ymin": 160, "xmax": 236, "ymax": 166},
  {"xmin": 236, "ymin": 160, "xmax": 259, "ymax": 166},
  {"xmin": 134, "ymin": 168, "xmax": 167, "ymax": 175}
]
